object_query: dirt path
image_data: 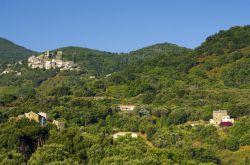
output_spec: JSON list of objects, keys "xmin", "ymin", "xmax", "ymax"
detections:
[{"xmin": 137, "ymin": 133, "xmax": 155, "ymax": 148}]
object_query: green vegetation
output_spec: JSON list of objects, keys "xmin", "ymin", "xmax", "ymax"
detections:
[
  {"xmin": 195, "ymin": 25, "xmax": 250, "ymax": 56},
  {"xmin": 0, "ymin": 38, "xmax": 36, "ymax": 70},
  {"xmin": 0, "ymin": 25, "xmax": 250, "ymax": 164}
]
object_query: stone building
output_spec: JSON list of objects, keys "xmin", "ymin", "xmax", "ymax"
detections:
[
  {"xmin": 112, "ymin": 132, "xmax": 138, "ymax": 139},
  {"xmin": 1, "ymin": 68, "xmax": 13, "ymax": 75},
  {"xmin": 24, "ymin": 111, "xmax": 41, "ymax": 123},
  {"xmin": 37, "ymin": 112, "xmax": 48, "ymax": 125},
  {"xmin": 22, "ymin": 111, "xmax": 48, "ymax": 126},
  {"xmin": 118, "ymin": 105, "xmax": 135, "ymax": 112},
  {"xmin": 56, "ymin": 60, "xmax": 64, "ymax": 68},
  {"xmin": 17, "ymin": 111, "xmax": 66, "ymax": 127},
  {"xmin": 28, "ymin": 55, "xmax": 44, "ymax": 69},
  {"xmin": 38, "ymin": 112, "xmax": 48, "ymax": 120},
  {"xmin": 45, "ymin": 50, "xmax": 50, "ymax": 57},
  {"xmin": 56, "ymin": 51, "xmax": 63, "ymax": 59},
  {"xmin": 44, "ymin": 61, "xmax": 52, "ymax": 69},
  {"xmin": 209, "ymin": 110, "xmax": 234, "ymax": 126}
]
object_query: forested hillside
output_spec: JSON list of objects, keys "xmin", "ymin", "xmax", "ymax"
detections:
[
  {"xmin": 0, "ymin": 38, "xmax": 36, "ymax": 62},
  {"xmin": 0, "ymin": 26, "xmax": 250, "ymax": 164},
  {"xmin": 55, "ymin": 46, "xmax": 127, "ymax": 75}
]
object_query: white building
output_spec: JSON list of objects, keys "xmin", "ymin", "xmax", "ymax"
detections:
[
  {"xmin": 119, "ymin": 105, "xmax": 135, "ymax": 112},
  {"xmin": 56, "ymin": 60, "xmax": 64, "ymax": 68},
  {"xmin": 209, "ymin": 110, "xmax": 234, "ymax": 126},
  {"xmin": 112, "ymin": 132, "xmax": 138, "ymax": 139},
  {"xmin": 44, "ymin": 61, "xmax": 52, "ymax": 69},
  {"xmin": 221, "ymin": 115, "xmax": 234, "ymax": 123},
  {"xmin": 1, "ymin": 68, "xmax": 13, "ymax": 75},
  {"xmin": 38, "ymin": 112, "xmax": 48, "ymax": 120}
]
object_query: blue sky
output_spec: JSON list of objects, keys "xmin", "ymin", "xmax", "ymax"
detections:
[{"xmin": 1, "ymin": 0, "xmax": 250, "ymax": 52}]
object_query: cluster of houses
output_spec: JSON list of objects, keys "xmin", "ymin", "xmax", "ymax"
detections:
[
  {"xmin": 0, "ymin": 62, "xmax": 22, "ymax": 76},
  {"xmin": 28, "ymin": 50, "xmax": 79, "ymax": 70},
  {"xmin": 18, "ymin": 111, "xmax": 65, "ymax": 130},
  {"xmin": 15, "ymin": 106, "xmax": 234, "ymax": 141},
  {"xmin": 0, "ymin": 68, "xmax": 21, "ymax": 76}
]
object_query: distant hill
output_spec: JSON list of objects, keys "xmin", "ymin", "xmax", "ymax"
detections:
[
  {"xmin": 127, "ymin": 43, "xmax": 192, "ymax": 66},
  {"xmin": 0, "ymin": 38, "xmax": 36, "ymax": 63},
  {"xmin": 130, "ymin": 42, "xmax": 191, "ymax": 56},
  {"xmin": 0, "ymin": 38, "xmax": 192, "ymax": 75},
  {"xmin": 54, "ymin": 46, "xmax": 128, "ymax": 75},
  {"xmin": 54, "ymin": 43, "xmax": 191, "ymax": 75},
  {"xmin": 191, "ymin": 26, "xmax": 250, "ymax": 88},
  {"xmin": 128, "ymin": 43, "xmax": 192, "ymax": 64},
  {"xmin": 195, "ymin": 25, "xmax": 250, "ymax": 56}
]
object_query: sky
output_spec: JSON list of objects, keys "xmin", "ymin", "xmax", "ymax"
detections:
[{"xmin": 1, "ymin": 0, "xmax": 250, "ymax": 53}]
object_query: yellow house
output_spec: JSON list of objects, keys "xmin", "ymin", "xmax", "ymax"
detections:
[{"xmin": 24, "ymin": 111, "xmax": 40, "ymax": 123}]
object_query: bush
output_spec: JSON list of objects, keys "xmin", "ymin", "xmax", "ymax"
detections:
[
  {"xmin": 240, "ymin": 132, "xmax": 250, "ymax": 146},
  {"xmin": 167, "ymin": 109, "xmax": 189, "ymax": 125},
  {"xmin": 226, "ymin": 137, "xmax": 239, "ymax": 151},
  {"xmin": 0, "ymin": 94, "xmax": 17, "ymax": 104},
  {"xmin": 49, "ymin": 86, "xmax": 72, "ymax": 97}
]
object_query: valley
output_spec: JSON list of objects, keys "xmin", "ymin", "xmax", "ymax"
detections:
[{"xmin": 0, "ymin": 26, "xmax": 250, "ymax": 164}]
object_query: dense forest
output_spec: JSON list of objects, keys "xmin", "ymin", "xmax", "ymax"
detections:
[{"xmin": 0, "ymin": 26, "xmax": 250, "ymax": 164}]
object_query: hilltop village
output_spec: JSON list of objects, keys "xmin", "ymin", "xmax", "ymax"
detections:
[
  {"xmin": 0, "ymin": 50, "xmax": 79, "ymax": 75},
  {"xmin": 28, "ymin": 50, "xmax": 79, "ymax": 70}
]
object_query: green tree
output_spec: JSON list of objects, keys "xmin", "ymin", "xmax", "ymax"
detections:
[{"xmin": 28, "ymin": 144, "xmax": 71, "ymax": 165}]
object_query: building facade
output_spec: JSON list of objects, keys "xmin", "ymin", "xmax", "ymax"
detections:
[
  {"xmin": 119, "ymin": 105, "xmax": 135, "ymax": 112},
  {"xmin": 112, "ymin": 132, "xmax": 138, "ymax": 139},
  {"xmin": 209, "ymin": 110, "xmax": 234, "ymax": 126},
  {"xmin": 24, "ymin": 111, "xmax": 41, "ymax": 123}
]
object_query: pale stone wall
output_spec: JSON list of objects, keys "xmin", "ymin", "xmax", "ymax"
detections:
[
  {"xmin": 213, "ymin": 110, "xmax": 227, "ymax": 125},
  {"xmin": 119, "ymin": 105, "xmax": 135, "ymax": 112},
  {"xmin": 24, "ymin": 111, "xmax": 40, "ymax": 123},
  {"xmin": 112, "ymin": 132, "xmax": 138, "ymax": 139}
]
